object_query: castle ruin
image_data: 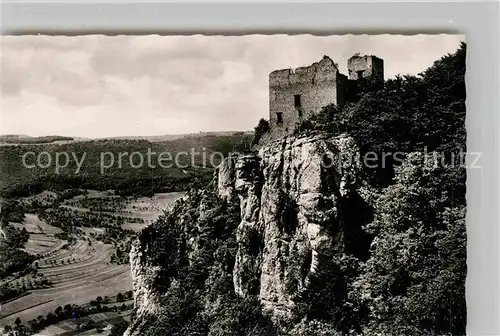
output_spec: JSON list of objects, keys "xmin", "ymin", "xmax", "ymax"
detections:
[{"xmin": 269, "ymin": 54, "xmax": 384, "ymax": 137}]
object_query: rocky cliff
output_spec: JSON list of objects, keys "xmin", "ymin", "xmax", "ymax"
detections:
[
  {"xmin": 223, "ymin": 134, "xmax": 364, "ymax": 319},
  {"xmin": 124, "ymin": 133, "xmax": 373, "ymax": 336},
  {"xmin": 124, "ymin": 44, "xmax": 467, "ymax": 335}
]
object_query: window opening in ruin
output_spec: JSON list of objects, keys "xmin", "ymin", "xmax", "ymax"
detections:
[
  {"xmin": 357, "ymin": 70, "xmax": 364, "ymax": 79},
  {"xmin": 277, "ymin": 112, "xmax": 283, "ymax": 124},
  {"xmin": 294, "ymin": 94, "xmax": 302, "ymax": 107},
  {"xmin": 298, "ymin": 109, "xmax": 303, "ymax": 118}
]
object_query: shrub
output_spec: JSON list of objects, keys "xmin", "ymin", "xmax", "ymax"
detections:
[{"xmin": 251, "ymin": 118, "xmax": 270, "ymax": 146}]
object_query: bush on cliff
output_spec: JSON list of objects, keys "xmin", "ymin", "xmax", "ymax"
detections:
[{"xmin": 251, "ymin": 118, "xmax": 270, "ymax": 147}]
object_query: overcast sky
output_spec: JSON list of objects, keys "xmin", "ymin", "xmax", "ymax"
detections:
[{"xmin": 1, "ymin": 34, "xmax": 464, "ymax": 138}]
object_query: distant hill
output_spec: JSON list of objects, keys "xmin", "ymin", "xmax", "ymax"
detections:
[
  {"xmin": 0, "ymin": 131, "xmax": 252, "ymax": 145},
  {"xmin": 0, "ymin": 132, "xmax": 253, "ymax": 198},
  {"xmin": 98, "ymin": 131, "xmax": 252, "ymax": 142},
  {"xmin": 0, "ymin": 135, "xmax": 77, "ymax": 145}
]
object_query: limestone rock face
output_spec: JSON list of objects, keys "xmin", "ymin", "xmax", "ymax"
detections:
[
  {"xmin": 124, "ymin": 240, "xmax": 162, "ymax": 336},
  {"xmin": 125, "ymin": 134, "xmax": 364, "ymax": 334},
  {"xmin": 217, "ymin": 154, "xmax": 238, "ymax": 202},
  {"xmin": 227, "ymin": 135, "xmax": 360, "ymax": 319}
]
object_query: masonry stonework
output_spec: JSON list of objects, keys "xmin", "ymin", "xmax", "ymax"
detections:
[
  {"xmin": 268, "ymin": 54, "xmax": 384, "ymax": 138},
  {"xmin": 347, "ymin": 55, "xmax": 384, "ymax": 81}
]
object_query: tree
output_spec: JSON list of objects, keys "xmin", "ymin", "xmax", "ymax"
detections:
[
  {"xmin": 116, "ymin": 292, "xmax": 124, "ymax": 302},
  {"xmin": 251, "ymin": 118, "xmax": 270, "ymax": 147},
  {"xmin": 14, "ymin": 317, "xmax": 21, "ymax": 326},
  {"xmin": 356, "ymin": 153, "xmax": 466, "ymax": 335},
  {"xmin": 29, "ymin": 320, "xmax": 39, "ymax": 333},
  {"xmin": 46, "ymin": 312, "xmax": 57, "ymax": 325},
  {"xmin": 290, "ymin": 319, "xmax": 343, "ymax": 336},
  {"xmin": 110, "ymin": 321, "xmax": 129, "ymax": 336},
  {"xmin": 294, "ymin": 254, "xmax": 365, "ymax": 334},
  {"xmin": 63, "ymin": 304, "xmax": 72, "ymax": 317}
]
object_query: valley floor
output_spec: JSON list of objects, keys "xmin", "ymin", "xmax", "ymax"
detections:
[{"xmin": 0, "ymin": 191, "xmax": 185, "ymax": 336}]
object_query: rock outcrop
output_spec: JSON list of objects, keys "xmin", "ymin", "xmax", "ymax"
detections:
[
  {"xmin": 125, "ymin": 133, "xmax": 370, "ymax": 335},
  {"xmin": 223, "ymin": 134, "xmax": 361, "ymax": 319}
]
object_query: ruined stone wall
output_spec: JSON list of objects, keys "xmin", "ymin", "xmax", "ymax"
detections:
[
  {"xmin": 268, "ymin": 54, "xmax": 384, "ymax": 139},
  {"xmin": 269, "ymin": 56, "xmax": 344, "ymax": 137},
  {"xmin": 347, "ymin": 55, "xmax": 384, "ymax": 81}
]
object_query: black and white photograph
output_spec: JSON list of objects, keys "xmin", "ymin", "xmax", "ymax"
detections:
[{"xmin": 1, "ymin": 34, "xmax": 466, "ymax": 336}]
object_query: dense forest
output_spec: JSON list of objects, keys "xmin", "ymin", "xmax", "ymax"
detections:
[
  {"xmin": 129, "ymin": 43, "xmax": 467, "ymax": 336},
  {"xmin": 0, "ymin": 133, "xmax": 252, "ymax": 198}
]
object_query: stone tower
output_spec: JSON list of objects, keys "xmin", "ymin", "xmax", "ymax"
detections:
[
  {"xmin": 269, "ymin": 56, "xmax": 347, "ymax": 138},
  {"xmin": 268, "ymin": 54, "xmax": 384, "ymax": 138},
  {"xmin": 347, "ymin": 55, "xmax": 384, "ymax": 81}
]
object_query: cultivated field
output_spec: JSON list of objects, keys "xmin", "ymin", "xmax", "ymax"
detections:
[
  {"xmin": 0, "ymin": 216, "xmax": 132, "ymax": 329},
  {"xmin": 10, "ymin": 214, "xmax": 66, "ymax": 256},
  {"xmin": 121, "ymin": 192, "xmax": 185, "ymax": 231},
  {"xmin": 1, "ymin": 191, "xmax": 185, "ymax": 334},
  {"xmin": 60, "ymin": 191, "xmax": 185, "ymax": 232},
  {"xmin": 34, "ymin": 309, "xmax": 131, "ymax": 336}
]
